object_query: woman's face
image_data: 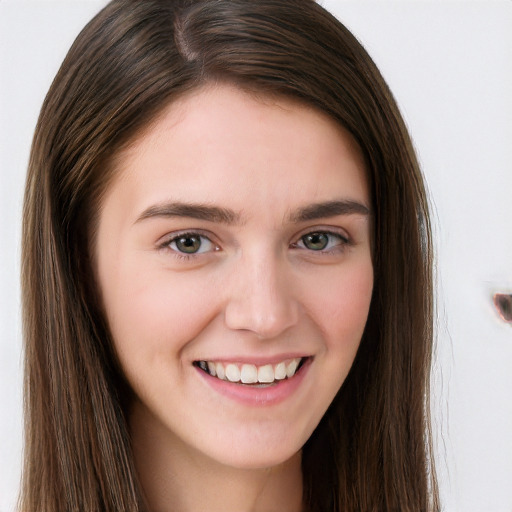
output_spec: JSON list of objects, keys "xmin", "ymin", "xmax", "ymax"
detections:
[{"xmin": 95, "ymin": 84, "xmax": 373, "ymax": 470}]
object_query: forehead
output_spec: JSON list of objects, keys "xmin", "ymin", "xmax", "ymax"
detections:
[{"xmin": 104, "ymin": 84, "xmax": 369, "ymax": 222}]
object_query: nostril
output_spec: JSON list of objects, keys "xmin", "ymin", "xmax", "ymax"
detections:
[{"xmin": 493, "ymin": 293, "xmax": 512, "ymax": 323}]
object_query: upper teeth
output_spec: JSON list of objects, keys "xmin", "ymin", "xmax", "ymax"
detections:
[{"xmin": 198, "ymin": 358, "xmax": 303, "ymax": 384}]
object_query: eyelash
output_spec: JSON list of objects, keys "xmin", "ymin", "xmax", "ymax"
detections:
[
  {"xmin": 292, "ymin": 231, "xmax": 350, "ymax": 253},
  {"xmin": 158, "ymin": 231, "xmax": 218, "ymax": 260},
  {"xmin": 158, "ymin": 229, "xmax": 351, "ymax": 260}
]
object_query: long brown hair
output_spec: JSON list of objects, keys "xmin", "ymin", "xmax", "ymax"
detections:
[{"xmin": 20, "ymin": 0, "xmax": 439, "ymax": 510}]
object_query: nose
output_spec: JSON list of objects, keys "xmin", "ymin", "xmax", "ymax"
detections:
[{"xmin": 224, "ymin": 251, "xmax": 300, "ymax": 339}]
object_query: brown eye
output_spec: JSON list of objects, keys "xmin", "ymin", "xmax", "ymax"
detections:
[
  {"xmin": 175, "ymin": 236, "xmax": 201, "ymax": 253},
  {"xmin": 295, "ymin": 231, "xmax": 348, "ymax": 253},
  {"xmin": 302, "ymin": 232, "xmax": 329, "ymax": 251},
  {"xmin": 168, "ymin": 233, "xmax": 215, "ymax": 254}
]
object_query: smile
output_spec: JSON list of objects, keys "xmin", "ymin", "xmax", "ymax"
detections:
[{"xmin": 195, "ymin": 357, "xmax": 306, "ymax": 385}]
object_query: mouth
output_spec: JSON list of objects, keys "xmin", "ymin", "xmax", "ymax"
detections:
[{"xmin": 193, "ymin": 357, "xmax": 308, "ymax": 387}]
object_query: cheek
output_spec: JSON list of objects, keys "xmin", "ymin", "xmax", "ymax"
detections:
[
  {"xmin": 100, "ymin": 262, "xmax": 218, "ymax": 367},
  {"xmin": 294, "ymin": 260, "xmax": 373, "ymax": 432},
  {"xmin": 307, "ymin": 260, "xmax": 373, "ymax": 350}
]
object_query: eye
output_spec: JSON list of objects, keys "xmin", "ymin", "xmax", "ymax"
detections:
[
  {"xmin": 167, "ymin": 233, "xmax": 216, "ymax": 255},
  {"xmin": 295, "ymin": 231, "xmax": 348, "ymax": 252}
]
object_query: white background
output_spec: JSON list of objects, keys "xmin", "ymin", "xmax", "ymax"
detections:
[{"xmin": 1, "ymin": 1, "xmax": 511, "ymax": 511}]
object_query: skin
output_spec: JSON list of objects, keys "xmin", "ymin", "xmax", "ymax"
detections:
[{"xmin": 95, "ymin": 84, "xmax": 374, "ymax": 512}]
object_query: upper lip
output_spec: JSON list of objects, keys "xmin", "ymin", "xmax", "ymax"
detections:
[{"xmin": 193, "ymin": 354, "xmax": 311, "ymax": 366}]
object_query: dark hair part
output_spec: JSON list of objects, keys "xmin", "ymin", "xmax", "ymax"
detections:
[{"xmin": 21, "ymin": 0, "xmax": 438, "ymax": 510}]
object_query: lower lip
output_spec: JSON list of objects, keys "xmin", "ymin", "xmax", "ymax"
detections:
[{"xmin": 195, "ymin": 358, "xmax": 311, "ymax": 406}]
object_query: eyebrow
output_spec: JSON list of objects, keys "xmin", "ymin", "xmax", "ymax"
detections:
[
  {"xmin": 287, "ymin": 200, "xmax": 370, "ymax": 222},
  {"xmin": 135, "ymin": 202, "xmax": 242, "ymax": 225},
  {"xmin": 134, "ymin": 199, "xmax": 370, "ymax": 225}
]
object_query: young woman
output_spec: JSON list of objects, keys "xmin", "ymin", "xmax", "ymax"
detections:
[{"xmin": 20, "ymin": 0, "xmax": 439, "ymax": 510}]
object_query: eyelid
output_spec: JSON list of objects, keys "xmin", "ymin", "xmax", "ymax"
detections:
[
  {"xmin": 156, "ymin": 226, "xmax": 352, "ymax": 259},
  {"xmin": 293, "ymin": 225, "xmax": 351, "ymax": 243},
  {"xmin": 157, "ymin": 230, "xmax": 220, "ymax": 254},
  {"xmin": 291, "ymin": 227, "xmax": 352, "ymax": 252}
]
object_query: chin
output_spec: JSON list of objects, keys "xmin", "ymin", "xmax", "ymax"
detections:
[
  {"xmin": 199, "ymin": 426, "xmax": 309, "ymax": 471},
  {"xmin": 215, "ymin": 450, "xmax": 301, "ymax": 472}
]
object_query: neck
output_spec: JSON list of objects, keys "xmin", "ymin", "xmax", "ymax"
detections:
[{"xmin": 129, "ymin": 402, "xmax": 303, "ymax": 512}]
